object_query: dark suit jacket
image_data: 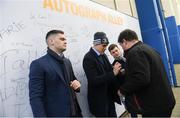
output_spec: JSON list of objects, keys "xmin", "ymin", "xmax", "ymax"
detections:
[
  {"xmin": 29, "ymin": 49, "xmax": 81, "ymax": 117},
  {"xmin": 120, "ymin": 41, "xmax": 175, "ymax": 114},
  {"xmin": 83, "ymin": 48, "xmax": 120, "ymax": 116}
]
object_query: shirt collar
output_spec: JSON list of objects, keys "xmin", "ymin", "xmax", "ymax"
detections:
[
  {"xmin": 92, "ymin": 47, "xmax": 101, "ymax": 56},
  {"xmin": 58, "ymin": 53, "xmax": 64, "ymax": 58}
]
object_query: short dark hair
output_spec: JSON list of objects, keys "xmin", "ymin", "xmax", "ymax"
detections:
[
  {"xmin": 118, "ymin": 29, "xmax": 138, "ymax": 43},
  {"xmin": 45, "ymin": 30, "xmax": 64, "ymax": 41},
  {"xmin": 108, "ymin": 44, "xmax": 118, "ymax": 52}
]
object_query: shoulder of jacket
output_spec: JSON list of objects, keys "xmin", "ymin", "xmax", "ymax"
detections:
[
  {"xmin": 31, "ymin": 54, "xmax": 48, "ymax": 65},
  {"xmin": 64, "ymin": 57, "xmax": 71, "ymax": 64},
  {"xmin": 84, "ymin": 51, "xmax": 93, "ymax": 58}
]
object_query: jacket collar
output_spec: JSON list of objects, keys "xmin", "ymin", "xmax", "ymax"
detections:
[
  {"xmin": 90, "ymin": 47, "xmax": 106, "ymax": 57},
  {"xmin": 124, "ymin": 41, "xmax": 142, "ymax": 55},
  {"xmin": 46, "ymin": 48, "xmax": 67, "ymax": 84},
  {"xmin": 47, "ymin": 47, "xmax": 64, "ymax": 63}
]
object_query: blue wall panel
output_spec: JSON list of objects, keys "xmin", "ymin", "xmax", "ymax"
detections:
[
  {"xmin": 135, "ymin": 0, "xmax": 175, "ymax": 85},
  {"xmin": 165, "ymin": 16, "xmax": 180, "ymax": 64},
  {"xmin": 178, "ymin": 25, "xmax": 180, "ymax": 35},
  {"xmin": 178, "ymin": 25, "xmax": 180, "ymax": 48}
]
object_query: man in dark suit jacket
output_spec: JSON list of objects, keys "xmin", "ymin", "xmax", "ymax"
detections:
[
  {"xmin": 108, "ymin": 43, "xmax": 126, "ymax": 94},
  {"xmin": 29, "ymin": 30, "xmax": 82, "ymax": 117},
  {"xmin": 108, "ymin": 44, "xmax": 126, "ymax": 75},
  {"xmin": 108, "ymin": 43, "xmax": 138, "ymax": 118},
  {"xmin": 117, "ymin": 29, "xmax": 175, "ymax": 117},
  {"xmin": 83, "ymin": 32, "xmax": 121, "ymax": 117}
]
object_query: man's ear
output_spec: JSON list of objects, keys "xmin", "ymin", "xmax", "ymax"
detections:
[{"xmin": 47, "ymin": 37, "xmax": 54, "ymax": 46}]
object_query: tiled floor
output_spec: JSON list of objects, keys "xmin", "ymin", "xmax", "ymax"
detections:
[
  {"xmin": 172, "ymin": 87, "xmax": 180, "ymax": 117},
  {"xmin": 172, "ymin": 64, "xmax": 180, "ymax": 117}
]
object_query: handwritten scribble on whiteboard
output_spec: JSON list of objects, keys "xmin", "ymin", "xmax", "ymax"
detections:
[{"xmin": 0, "ymin": 49, "xmax": 37, "ymax": 117}]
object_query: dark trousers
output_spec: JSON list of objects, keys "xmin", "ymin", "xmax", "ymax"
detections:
[
  {"xmin": 142, "ymin": 110, "xmax": 172, "ymax": 117},
  {"xmin": 108, "ymin": 101, "xmax": 117, "ymax": 117}
]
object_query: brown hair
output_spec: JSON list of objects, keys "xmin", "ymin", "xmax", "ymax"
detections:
[{"xmin": 108, "ymin": 44, "xmax": 118, "ymax": 52}]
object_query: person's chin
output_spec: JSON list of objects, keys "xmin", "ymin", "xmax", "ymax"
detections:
[{"xmin": 62, "ymin": 48, "xmax": 66, "ymax": 52}]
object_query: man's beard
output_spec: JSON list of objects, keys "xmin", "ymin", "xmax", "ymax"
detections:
[{"xmin": 61, "ymin": 48, "xmax": 66, "ymax": 52}]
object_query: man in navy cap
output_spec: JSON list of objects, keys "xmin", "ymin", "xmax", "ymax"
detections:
[{"xmin": 83, "ymin": 32, "xmax": 122, "ymax": 117}]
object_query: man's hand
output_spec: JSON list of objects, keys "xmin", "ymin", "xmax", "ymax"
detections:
[
  {"xmin": 117, "ymin": 89, "xmax": 123, "ymax": 96},
  {"xmin": 70, "ymin": 80, "xmax": 81, "ymax": 91},
  {"xmin": 113, "ymin": 62, "xmax": 121, "ymax": 76}
]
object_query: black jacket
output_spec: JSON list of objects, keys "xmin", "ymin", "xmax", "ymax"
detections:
[
  {"xmin": 120, "ymin": 41, "xmax": 175, "ymax": 114},
  {"xmin": 112, "ymin": 57, "xmax": 126, "ymax": 89},
  {"xmin": 83, "ymin": 48, "xmax": 120, "ymax": 116}
]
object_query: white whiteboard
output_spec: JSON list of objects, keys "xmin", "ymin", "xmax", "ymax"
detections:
[{"xmin": 0, "ymin": 0, "xmax": 141, "ymax": 117}]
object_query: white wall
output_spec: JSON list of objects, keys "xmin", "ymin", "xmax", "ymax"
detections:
[{"xmin": 0, "ymin": 0, "xmax": 141, "ymax": 117}]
